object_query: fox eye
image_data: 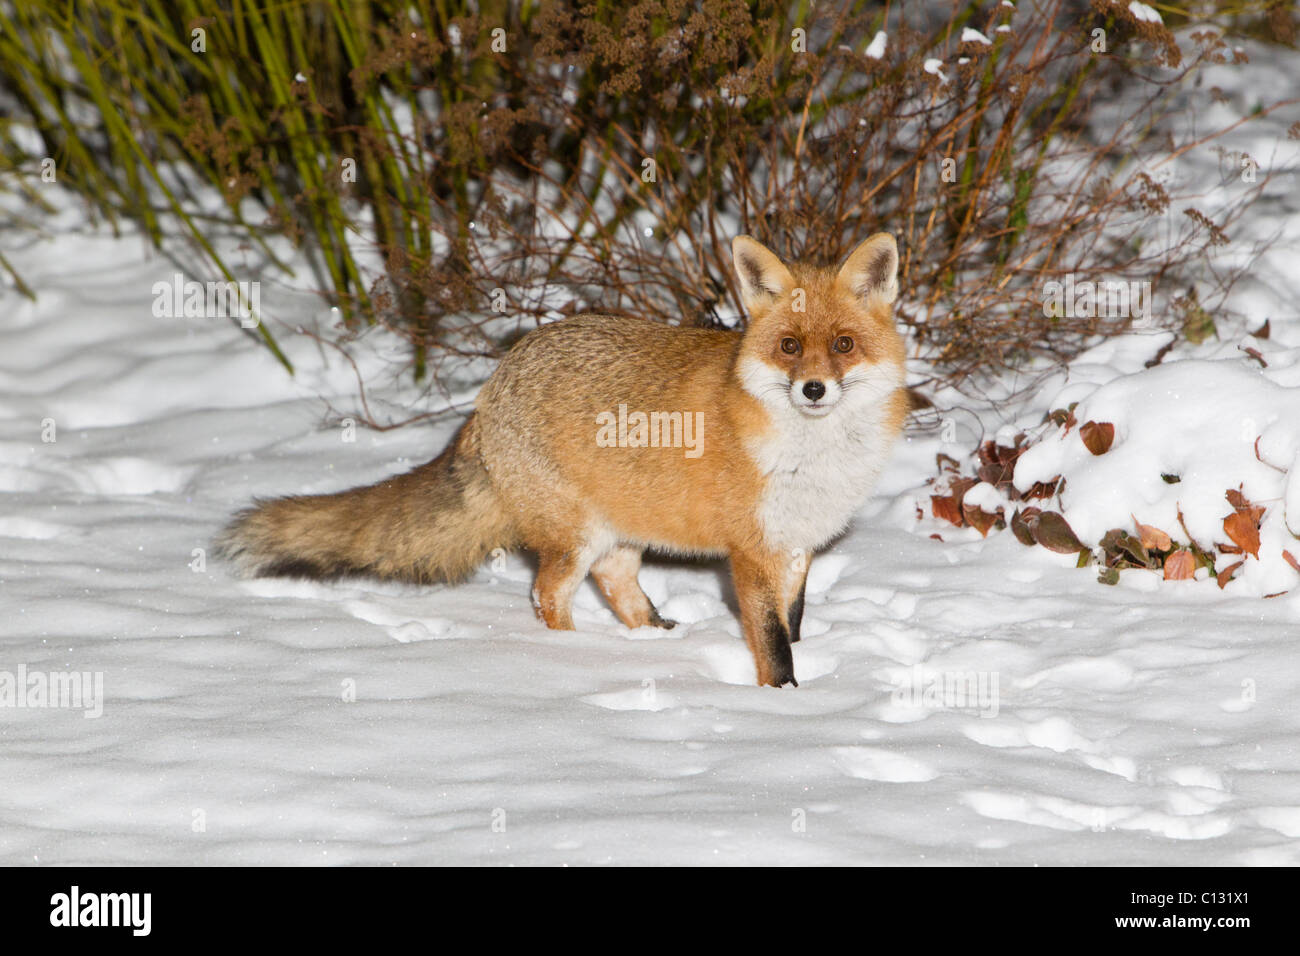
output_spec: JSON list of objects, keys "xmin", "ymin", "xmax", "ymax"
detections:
[
  {"xmin": 780, "ymin": 337, "xmax": 800, "ymax": 355},
  {"xmin": 832, "ymin": 335, "xmax": 854, "ymax": 353}
]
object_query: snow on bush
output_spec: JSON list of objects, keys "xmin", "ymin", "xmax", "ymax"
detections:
[{"xmin": 930, "ymin": 357, "xmax": 1300, "ymax": 596}]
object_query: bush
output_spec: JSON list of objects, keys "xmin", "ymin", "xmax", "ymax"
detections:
[{"xmin": 0, "ymin": 0, "xmax": 1292, "ymax": 390}]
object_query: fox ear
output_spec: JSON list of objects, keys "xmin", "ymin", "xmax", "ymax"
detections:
[
  {"xmin": 732, "ymin": 235, "xmax": 795, "ymax": 314},
  {"xmin": 837, "ymin": 233, "xmax": 899, "ymax": 307}
]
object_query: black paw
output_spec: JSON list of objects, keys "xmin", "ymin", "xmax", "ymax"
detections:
[{"xmin": 649, "ymin": 607, "xmax": 677, "ymax": 629}]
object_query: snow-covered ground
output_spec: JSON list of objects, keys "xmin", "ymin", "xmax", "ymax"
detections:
[{"xmin": 3, "ymin": 35, "xmax": 1300, "ymax": 866}]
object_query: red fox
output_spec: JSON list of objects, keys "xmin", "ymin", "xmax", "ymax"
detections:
[{"xmin": 217, "ymin": 235, "xmax": 908, "ymax": 686}]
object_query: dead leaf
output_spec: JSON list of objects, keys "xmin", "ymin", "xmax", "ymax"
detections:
[
  {"xmin": 1022, "ymin": 478, "xmax": 1061, "ymax": 500},
  {"xmin": 975, "ymin": 441, "xmax": 1024, "ymax": 493},
  {"xmin": 931, "ymin": 495, "xmax": 964, "ymax": 527},
  {"xmin": 977, "ymin": 462, "xmax": 1010, "ymax": 489},
  {"xmin": 1241, "ymin": 345, "xmax": 1267, "ymax": 368},
  {"xmin": 951, "ymin": 476, "xmax": 979, "ymax": 502},
  {"xmin": 1284, "ymin": 550, "xmax": 1300, "ymax": 573},
  {"xmin": 1132, "ymin": 515, "xmax": 1172, "ymax": 552},
  {"xmin": 1223, "ymin": 510, "xmax": 1261, "ymax": 559},
  {"xmin": 1033, "ymin": 511, "xmax": 1087, "ymax": 554},
  {"xmin": 1216, "ymin": 559, "xmax": 1244, "ymax": 588},
  {"xmin": 1101, "ymin": 528, "xmax": 1155, "ymax": 569},
  {"xmin": 963, "ymin": 504, "xmax": 1000, "ymax": 537},
  {"xmin": 1047, "ymin": 407, "xmax": 1076, "ymax": 429},
  {"xmin": 1080, "ymin": 421, "xmax": 1115, "ymax": 455},
  {"xmin": 1226, "ymin": 488, "xmax": 1265, "ymax": 524},
  {"xmin": 1164, "ymin": 550, "xmax": 1196, "ymax": 580},
  {"xmin": 930, "ymin": 477, "xmax": 979, "ymax": 527},
  {"xmin": 1010, "ymin": 508, "xmax": 1038, "ymax": 546}
]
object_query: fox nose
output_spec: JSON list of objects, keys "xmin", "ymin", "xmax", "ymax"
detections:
[{"xmin": 802, "ymin": 380, "xmax": 826, "ymax": 402}]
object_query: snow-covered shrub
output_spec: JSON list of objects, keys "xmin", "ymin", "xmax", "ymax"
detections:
[{"xmin": 929, "ymin": 348, "xmax": 1300, "ymax": 596}]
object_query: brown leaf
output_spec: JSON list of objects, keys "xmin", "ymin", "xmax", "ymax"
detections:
[
  {"xmin": 963, "ymin": 503, "xmax": 1000, "ymax": 537},
  {"xmin": 1241, "ymin": 345, "xmax": 1267, "ymax": 368},
  {"xmin": 950, "ymin": 476, "xmax": 979, "ymax": 502},
  {"xmin": 1216, "ymin": 559, "xmax": 1244, "ymax": 588},
  {"xmin": 930, "ymin": 476, "xmax": 980, "ymax": 527},
  {"xmin": 1022, "ymin": 477, "xmax": 1061, "ymax": 500},
  {"xmin": 1033, "ymin": 511, "xmax": 1087, "ymax": 554},
  {"xmin": 1251, "ymin": 319, "xmax": 1270, "ymax": 339},
  {"xmin": 1010, "ymin": 508, "xmax": 1038, "ymax": 546},
  {"xmin": 1223, "ymin": 510, "xmax": 1261, "ymax": 559},
  {"xmin": 1131, "ymin": 515, "xmax": 1172, "ymax": 552},
  {"xmin": 1047, "ymin": 407, "xmax": 1079, "ymax": 432},
  {"xmin": 931, "ymin": 495, "xmax": 964, "ymax": 527},
  {"xmin": 1284, "ymin": 550, "xmax": 1300, "ymax": 573},
  {"xmin": 1080, "ymin": 421, "xmax": 1115, "ymax": 455},
  {"xmin": 1101, "ymin": 528, "xmax": 1155, "ymax": 569},
  {"xmin": 1225, "ymin": 488, "xmax": 1265, "ymax": 523},
  {"xmin": 1164, "ymin": 550, "xmax": 1196, "ymax": 580}
]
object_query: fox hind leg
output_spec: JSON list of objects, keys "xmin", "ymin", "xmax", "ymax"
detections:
[
  {"xmin": 531, "ymin": 526, "xmax": 622, "ymax": 630},
  {"xmin": 533, "ymin": 548, "xmax": 592, "ymax": 631},
  {"xmin": 590, "ymin": 546, "xmax": 676, "ymax": 630}
]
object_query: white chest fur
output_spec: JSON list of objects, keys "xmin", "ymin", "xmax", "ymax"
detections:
[{"xmin": 740, "ymin": 359, "xmax": 903, "ymax": 552}]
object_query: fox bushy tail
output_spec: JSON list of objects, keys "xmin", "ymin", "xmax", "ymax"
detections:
[{"xmin": 216, "ymin": 416, "xmax": 515, "ymax": 584}]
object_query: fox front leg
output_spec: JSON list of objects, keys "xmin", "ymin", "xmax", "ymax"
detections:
[
  {"xmin": 730, "ymin": 550, "xmax": 800, "ymax": 687},
  {"xmin": 783, "ymin": 551, "xmax": 810, "ymax": 645}
]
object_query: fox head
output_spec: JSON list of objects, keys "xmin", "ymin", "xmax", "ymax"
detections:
[{"xmin": 732, "ymin": 234, "xmax": 905, "ymax": 420}]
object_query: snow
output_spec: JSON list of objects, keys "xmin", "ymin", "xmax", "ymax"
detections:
[
  {"xmin": 961, "ymin": 28, "xmax": 992, "ymax": 46},
  {"xmin": 1129, "ymin": 2, "xmax": 1163, "ymax": 24},
  {"xmin": 1, "ymin": 34, "xmax": 1299, "ymax": 867},
  {"xmin": 864, "ymin": 31, "xmax": 887, "ymax": 60},
  {"xmin": 1013, "ymin": 359, "xmax": 1300, "ymax": 595}
]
